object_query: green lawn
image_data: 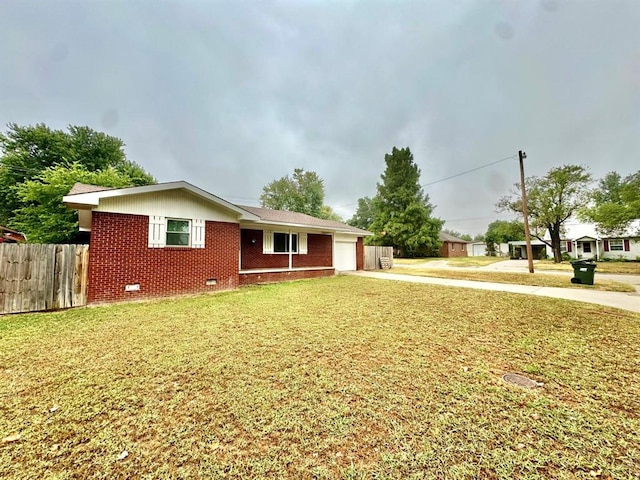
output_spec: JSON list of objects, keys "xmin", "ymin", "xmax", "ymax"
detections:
[
  {"xmin": 390, "ymin": 267, "xmax": 636, "ymax": 292},
  {"xmin": 1, "ymin": 276, "xmax": 639, "ymax": 479},
  {"xmin": 394, "ymin": 257, "xmax": 505, "ymax": 267},
  {"xmin": 536, "ymin": 260, "xmax": 640, "ymax": 275}
]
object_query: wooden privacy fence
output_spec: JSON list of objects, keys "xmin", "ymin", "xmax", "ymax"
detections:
[
  {"xmin": 0, "ymin": 244, "xmax": 89, "ymax": 314},
  {"xmin": 364, "ymin": 246, "xmax": 394, "ymax": 270}
]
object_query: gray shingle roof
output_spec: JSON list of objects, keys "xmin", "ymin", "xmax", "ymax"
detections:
[
  {"xmin": 67, "ymin": 182, "xmax": 115, "ymax": 195},
  {"xmin": 438, "ymin": 231, "xmax": 468, "ymax": 243},
  {"xmin": 238, "ymin": 205, "xmax": 370, "ymax": 235}
]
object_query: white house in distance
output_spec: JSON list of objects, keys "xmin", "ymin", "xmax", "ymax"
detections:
[{"xmin": 509, "ymin": 221, "xmax": 639, "ymax": 261}]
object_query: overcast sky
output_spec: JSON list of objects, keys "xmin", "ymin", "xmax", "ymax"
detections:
[{"xmin": 1, "ymin": 0, "xmax": 638, "ymax": 235}]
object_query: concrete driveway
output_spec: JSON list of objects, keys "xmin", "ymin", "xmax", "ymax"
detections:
[
  {"xmin": 348, "ymin": 259, "xmax": 640, "ymax": 313},
  {"xmin": 481, "ymin": 260, "xmax": 640, "ymax": 294}
]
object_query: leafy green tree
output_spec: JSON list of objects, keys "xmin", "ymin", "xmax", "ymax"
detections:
[
  {"xmin": 582, "ymin": 171, "xmax": 640, "ymax": 235},
  {"xmin": 484, "ymin": 220, "xmax": 524, "ymax": 257},
  {"xmin": 348, "ymin": 196, "xmax": 375, "ymax": 230},
  {"xmin": 369, "ymin": 147, "xmax": 443, "ymax": 257},
  {"xmin": 319, "ymin": 205, "xmax": 343, "ymax": 222},
  {"xmin": 260, "ymin": 168, "xmax": 339, "ymax": 220},
  {"xmin": 497, "ymin": 165, "xmax": 591, "ymax": 263},
  {"xmin": 0, "ymin": 123, "xmax": 154, "ymax": 226},
  {"xmin": 12, "ymin": 163, "xmax": 148, "ymax": 244}
]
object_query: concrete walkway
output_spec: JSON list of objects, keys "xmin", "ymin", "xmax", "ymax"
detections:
[{"xmin": 347, "ymin": 271, "xmax": 640, "ymax": 314}]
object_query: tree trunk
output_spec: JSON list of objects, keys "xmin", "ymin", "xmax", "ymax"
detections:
[{"xmin": 548, "ymin": 223, "xmax": 562, "ymax": 263}]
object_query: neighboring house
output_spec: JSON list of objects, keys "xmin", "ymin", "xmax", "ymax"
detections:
[
  {"xmin": 438, "ymin": 232, "xmax": 468, "ymax": 258},
  {"xmin": 508, "ymin": 240, "xmax": 548, "ymax": 260},
  {"xmin": 467, "ymin": 241, "xmax": 510, "ymax": 257},
  {"xmin": 553, "ymin": 222, "xmax": 639, "ymax": 261},
  {"xmin": 0, "ymin": 225, "xmax": 26, "ymax": 243},
  {"xmin": 508, "ymin": 221, "xmax": 640, "ymax": 261},
  {"xmin": 63, "ymin": 181, "xmax": 370, "ymax": 304}
]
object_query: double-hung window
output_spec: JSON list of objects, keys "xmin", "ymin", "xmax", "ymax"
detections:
[
  {"xmin": 148, "ymin": 216, "xmax": 205, "ymax": 248},
  {"xmin": 609, "ymin": 239, "xmax": 624, "ymax": 251},
  {"xmin": 274, "ymin": 232, "xmax": 298, "ymax": 253},
  {"xmin": 166, "ymin": 219, "xmax": 190, "ymax": 246},
  {"xmin": 263, "ymin": 231, "xmax": 307, "ymax": 254}
]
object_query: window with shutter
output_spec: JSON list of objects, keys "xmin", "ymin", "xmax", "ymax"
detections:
[
  {"xmin": 299, "ymin": 233, "xmax": 308, "ymax": 254},
  {"xmin": 191, "ymin": 219, "xmax": 205, "ymax": 248},
  {"xmin": 148, "ymin": 216, "xmax": 166, "ymax": 248},
  {"xmin": 609, "ymin": 239, "xmax": 623, "ymax": 251},
  {"xmin": 263, "ymin": 230, "xmax": 274, "ymax": 254}
]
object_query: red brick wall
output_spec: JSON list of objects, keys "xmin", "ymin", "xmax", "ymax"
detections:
[
  {"xmin": 239, "ymin": 268, "xmax": 334, "ymax": 286},
  {"xmin": 241, "ymin": 229, "xmax": 332, "ymax": 270},
  {"xmin": 241, "ymin": 229, "xmax": 287, "ymax": 269},
  {"xmin": 293, "ymin": 234, "xmax": 332, "ymax": 268},
  {"xmin": 88, "ymin": 212, "xmax": 239, "ymax": 303},
  {"xmin": 356, "ymin": 237, "xmax": 364, "ymax": 270},
  {"xmin": 439, "ymin": 241, "xmax": 468, "ymax": 258}
]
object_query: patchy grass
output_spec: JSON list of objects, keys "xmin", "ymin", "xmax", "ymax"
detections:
[
  {"xmin": 445, "ymin": 256, "xmax": 507, "ymax": 267},
  {"xmin": 1, "ymin": 276, "xmax": 639, "ymax": 479},
  {"xmin": 394, "ymin": 257, "xmax": 505, "ymax": 267},
  {"xmin": 393, "ymin": 257, "xmax": 444, "ymax": 265},
  {"xmin": 536, "ymin": 260, "xmax": 640, "ymax": 275},
  {"xmin": 391, "ymin": 267, "xmax": 635, "ymax": 292}
]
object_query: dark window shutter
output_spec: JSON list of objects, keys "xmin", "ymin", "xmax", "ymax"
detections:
[
  {"xmin": 624, "ymin": 239, "xmax": 630, "ymax": 251},
  {"xmin": 567, "ymin": 241, "xmax": 572, "ymax": 252},
  {"xmin": 603, "ymin": 240, "xmax": 609, "ymax": 252}
]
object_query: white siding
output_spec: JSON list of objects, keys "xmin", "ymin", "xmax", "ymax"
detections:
[
  {"xmin": 97, "ymin": 190, "xmax": 239, "ymax": 223},
  {"xmin": 602, "ymin": 238, "xmax": 640, "ymax": 260}
]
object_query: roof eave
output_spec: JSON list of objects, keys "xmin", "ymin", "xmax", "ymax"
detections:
[
  {"xmin": 62, "ymin": 181, "xmax": 260, "ymax": 220},
  {"xmin": 242, "ymin": 219, "xmax": 370, "ymax": 235}
]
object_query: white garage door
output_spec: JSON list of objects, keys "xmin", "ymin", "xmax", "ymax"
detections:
[{"xmin": 334, "ymin": 241, "xmax": 357, "ymax": 271}]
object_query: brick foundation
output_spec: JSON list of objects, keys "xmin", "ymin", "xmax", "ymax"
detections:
[
  {"xmin": 239, "ymin": 268, "xmax": 334, "ymax": 286},
  {"xmin": 88, "ymin": 212, "xmax": 239, "ymax": 303}
]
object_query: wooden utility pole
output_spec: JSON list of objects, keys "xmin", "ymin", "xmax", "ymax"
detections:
[{"xmin": 519, "ymin": 150, "xmax": 535, "ymax": 273}]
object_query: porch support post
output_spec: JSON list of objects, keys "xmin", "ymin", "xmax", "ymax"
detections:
[{"xmin": 288, "ymin": 229, "xmax": 293, "ymax": 270}]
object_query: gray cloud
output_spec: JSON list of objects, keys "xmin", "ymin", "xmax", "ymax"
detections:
[{"xmin": 1, "ymin": 0, "xmax": 638, "ymax": 235}]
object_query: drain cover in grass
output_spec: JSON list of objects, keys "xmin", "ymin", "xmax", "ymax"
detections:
[{"xmin": 502, "ymin": 373, "xmax": 538, "ymax": 388}]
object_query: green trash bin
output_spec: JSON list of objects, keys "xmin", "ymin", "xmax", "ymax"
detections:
[{"xmin": 570, "ymin": 260, "xmax": 596, "ymax": 285}]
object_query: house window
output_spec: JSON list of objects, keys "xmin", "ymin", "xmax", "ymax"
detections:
[
  {"xmin": 609, "ymin": 239, "xmax": 624, "ymax": 251},
  {"xmin": 274, "ymin": 232, "xmax": 298, "ymax": 253},
  {"xmin": 166, "ymin": 219, "xmax": 190, "ymax": 246}
]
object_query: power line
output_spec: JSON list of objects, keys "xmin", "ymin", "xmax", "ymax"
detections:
[
  {"xmin": 333, "ymin": 153, "xmax": 518, "ymax": 209},
  {"xmin": 421, "ymin": 154, "xmax": 517, "ymax": 187},
  {"xmin": 442, "ymin": 213, "xmax": 516, "ymax": 223}
]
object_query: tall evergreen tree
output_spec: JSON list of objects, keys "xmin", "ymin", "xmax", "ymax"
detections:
[{"xmin": 369, "ymin": 147, "xmax": 443, "ymax": 256}]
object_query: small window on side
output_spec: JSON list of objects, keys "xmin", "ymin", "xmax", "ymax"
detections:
[{"xmin": 166, "ymin": 219, "xmax": 190, "ymax": 246}]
